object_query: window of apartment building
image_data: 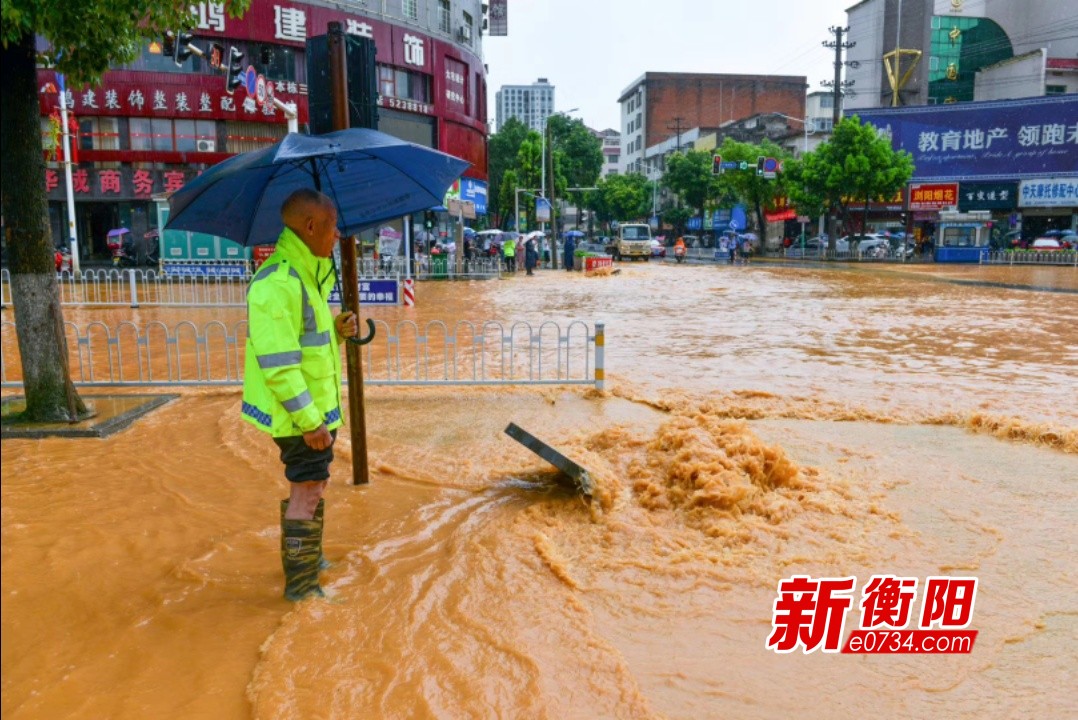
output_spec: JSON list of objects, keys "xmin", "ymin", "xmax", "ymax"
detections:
[
  {"xmin": 174, "ymin": 119, "xmax": 217, "ymax": 152},
  {"xmin": 78, "ymin": 117, "xmax": 121, "ymax": 151},
  {"xmin": 819, "ymin": 94, "xmax": 834, "ymax": 108},
  {"xmin": 438, "ymin": 0, "xmax": 451, "ymax": 32},
  {"xmin": 403, "ymin": 0, "xmax": 418, "ymax": 20},
  {"xmin": 1046, "ymin": 84, "xmax": 1067, "ymax": 95},
  {"xmin": 461, "ymin": 11, "xmax": 473, "ymax": 45},
  {"xmin": 636, "ymin": 112, "xmax": 641, "ymax": 128}
]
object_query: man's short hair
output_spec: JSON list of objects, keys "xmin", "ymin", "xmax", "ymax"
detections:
[{"xmin": 281, "ymin": 188, "xmax": 332, "ymax": 220}]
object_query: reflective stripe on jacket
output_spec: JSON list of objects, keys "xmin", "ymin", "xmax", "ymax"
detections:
[{"xmin": 241, "ymin": 227, "xmax": 343, "ymax": 437}]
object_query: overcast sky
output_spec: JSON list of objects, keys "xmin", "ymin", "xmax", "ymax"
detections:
[{"xmin": 483, "ymin": 0, "xmax": 857, "ymax": 132}]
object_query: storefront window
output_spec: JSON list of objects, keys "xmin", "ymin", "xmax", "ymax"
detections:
[
  {"xmin": 78, "ymin": 117, "xmax": 121, "ymax": 150},
  {"xmin": 130, "ymin": 118, "xmax": 153, "ymax": 150},
  {"xmin": 379, "ymin": 65, "xmax": 431, "ymax": 103},
  {"xmin": 151, "ymin": 118, "xmax": 174, "ymax": 151}
]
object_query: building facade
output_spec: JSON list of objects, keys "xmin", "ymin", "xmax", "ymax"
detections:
[
  {"xmin": 494, "ymin": 78, "xmax": 554, "ymax": 132},
  {"xmin": 38, "ymin": 0, "xmax": 490, "ymax": 260},
  {"xmin": 590, "ymin": 128, "xmax": 621, "ymax": 178},
  {"xmin": 616, "ymin": 72, "xmax": 807, "ymax": 175},
  {"xmin": 845, "ymin": 0, "xmax": 1078, "ymax": 110}
]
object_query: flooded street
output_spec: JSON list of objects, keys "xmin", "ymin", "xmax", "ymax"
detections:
[{"xmin": 3, "ymin": 261, "xmax": 1076, "ymax": 719}]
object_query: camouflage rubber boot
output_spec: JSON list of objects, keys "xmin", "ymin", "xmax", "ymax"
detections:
[
  {"xmin": 282, "ymin": 500, "xmax": 331, "ymax": 571},
  {"xmin": 313, "ymin": 499, "xmax": 331, "ymax": 571},
  {"xmin": 280, "ymin": 503, "xmax": 325, "ymax": 602}
]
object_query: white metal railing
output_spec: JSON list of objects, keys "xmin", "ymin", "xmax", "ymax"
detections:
[
  {"xmin": 1, "ymin": 318, "xmax": 606, "ymax": 389},
  {"xmin": 0, "ymin": 262, "xmax": 505, "ymax": 309},
  {"xmin": 980, "ymin": 250, "xmax": 1078, "ymax": 266}
]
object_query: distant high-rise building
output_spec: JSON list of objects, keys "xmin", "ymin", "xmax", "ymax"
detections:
[{"xmin": 496, "ymin": 78, "xmax": 554, "ymax": 131}]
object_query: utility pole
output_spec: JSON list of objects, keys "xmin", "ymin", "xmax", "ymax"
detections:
[
  {"xmin": 821, "ymin": 25, "xmax": 856, "ymax": 247},
  {"xmin": 822, "ymin": 26, "xmax": 855, "ymax": 127},
  {"xmin": 666, "ymin": 116, "xmax": 686, "ymax": 154}
]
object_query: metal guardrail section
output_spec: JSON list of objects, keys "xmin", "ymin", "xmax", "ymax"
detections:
[
  {"xmin": 0, "ymin": 262, "xmax": 505, "ymax": 308},
  {"xmin": 1, "ymin": 319, "xmax": 605, "ymax": 389},
  {"xmin": 980, "ymin": 250, "xmax": 1078, "ymax": 266}
]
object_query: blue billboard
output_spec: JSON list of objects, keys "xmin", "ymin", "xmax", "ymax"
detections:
[
  {"xmin": 855, "ymin": 95, "xmax": 1078, "ymax": 182},
  {"xmin": 460, "ymin": 178, "xmax": 488, "ymax": 215}
]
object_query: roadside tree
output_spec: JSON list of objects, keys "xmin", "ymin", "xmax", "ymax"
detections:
[
  {"xmin": 1, "ymin": 0, "xmax": 251, "ymax": 421},
  {"xmin": 712, "ymin": 138, "xmax": 794, "ymax": 247},
  {"xmin": 794, "ymin": 116, "xmax": 914, "ymax": 250},
  {"xmin": 488, "ymin": 118, "xmax": 530, "ymax": 227}
]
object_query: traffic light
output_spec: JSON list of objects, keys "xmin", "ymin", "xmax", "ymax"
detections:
[
  {"xmin": 225, "ymin": 46, "xmax": 245, "ymax": 95},
  {"xmin": 174, "ymin": 31, "xmax": 194, "ymax": 65},
  {"xmin": 162, "ymin": 32, "xmax": 176, "ymax": 58},
  {"xmin": 712, "ymin": 154, "xmax": 723, "ymax": 175},
  {"xmin": 756, "ymin": 156, "xmax": 766, "ymax": 176}
]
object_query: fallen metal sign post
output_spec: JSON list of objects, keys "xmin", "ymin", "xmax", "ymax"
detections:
[{"xmin": 504, "ymin": 422, "xmax": 594, "ymax": 498}]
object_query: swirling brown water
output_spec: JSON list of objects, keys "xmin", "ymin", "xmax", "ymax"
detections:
[{"xmin": 3, "ymin": 262, "xmax": 1076, "ymax": 719}]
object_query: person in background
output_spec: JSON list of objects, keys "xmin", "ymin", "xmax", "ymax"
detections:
[
  {"xmin": 524, "ymin": 238, "xmax": 539, "ymax": 276},
  {"xmin": 242, "ymin": 189, "xmax": 360, "ymax": 602},
  {"xmin": 563, "ymin": 233, "xmax": 576, "ymax": 271},
  {"xmin": 502, "ymin": 233, "xmax": 517, "ymax": 273}
]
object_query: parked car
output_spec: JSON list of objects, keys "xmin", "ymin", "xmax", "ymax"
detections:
[
  {"xmin": 681, "ymin": 234, "xmax": 701, "ymax": 248},
  {"xmin": 650, "ymin": 239, "xmax": 666, "ymax": 258},
  {"xmin": 1030, "ymin": 238, "xmax": 1063, "ymax": 251}
]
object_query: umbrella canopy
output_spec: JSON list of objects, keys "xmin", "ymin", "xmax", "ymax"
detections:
[
  {"xmin": 107, "ymin": 228, "xmax": 130, "ymax": 238},
  {"xmin": 564, "ymin": 230, "xmax": 586, "ymax": 239},
  {"xmin": 165, "ymin": 129, "xmax": 470, "ymax": 246}
]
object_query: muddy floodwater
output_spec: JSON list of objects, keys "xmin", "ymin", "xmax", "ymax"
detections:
[{"xmin": 2, "ymin": 261, "xmax": 1076, "ymax": 719}]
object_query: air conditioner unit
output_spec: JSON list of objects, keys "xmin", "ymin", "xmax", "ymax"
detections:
[{"xmin": 196, "ymin": 139, "xmax": 216, "ymax": 152}]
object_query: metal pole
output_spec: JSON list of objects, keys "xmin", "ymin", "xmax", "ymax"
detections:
[
  {"xmin": 128, "ymin": 269, "xmax": 139, "ymax": 308},
  {"xmin": 515, "ymin": 187, "xmax": 520, "ymax": 234},
  {"xmin": 329, "ymin": 21, "xmax": 369, "ymax": 486},
  {"xmin": 594, "ymin": 322, "xmax": 605, "ymax": 391},
  {"xmin": 893, "ymin": 0, "xmax": 903, "ymax": 107},
  {"xmin": 403, "ymin": 214, "xmax": 412, "ymax": 280},
  {"xmin": 58, "ymin": 75, "xmax": 81, "ymax": 276}
]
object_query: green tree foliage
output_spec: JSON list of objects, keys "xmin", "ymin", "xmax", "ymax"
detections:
[
  {"xmin": 793, "ymin": 116, "xmax": 914, "ymax": 248},
  {"xmin": 546, "ymin": 114, "xmax": 602, "ymax": 190},
  {"xmin": 0, "ymin": 0, "xmax": 249, "ymax": 421},
  {"xmin": 591, "ymin": 174, "xmax": 650, "ymax": 230},
  {"xmin": 662, "ymin": 151, "xmax": 713, "ymax": 222},
  {"xmin": 712, "ymin": 138, "xmax": 794, "ymax": 245},
  {"xmin": 487, "ymin": 117, "xmax": 530, "ymax": 227}
]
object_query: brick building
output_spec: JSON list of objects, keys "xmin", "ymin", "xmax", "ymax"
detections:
[{"xmin": 617, "ymin": 72, "xmax": 807, "ymax": 174}]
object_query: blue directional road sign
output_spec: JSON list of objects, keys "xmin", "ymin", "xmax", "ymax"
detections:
[{"xmin": 721, "ymin": 161, "xmax": 740, "ymax": 170}]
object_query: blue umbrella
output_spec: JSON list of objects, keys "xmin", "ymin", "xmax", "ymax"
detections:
[
  {"xmin": 165, "ymin": 129, "xmax": 470, "ymax": 245},
  {"xmin": 564, "ymin": 230, "xmax": 585, "ymax": 239}
]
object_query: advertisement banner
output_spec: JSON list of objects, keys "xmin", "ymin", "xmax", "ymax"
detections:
[
  {"xmin": 488, "ymin": 0, "xmax": 508, "ymax": 36},
  {"xmin": 958, "ymin": 181, "xmax": 1018, "ymax": 211},
  {"xmin": 536, "ymin": 197, "xmax": 551, "ymax": 222},
  {"xmin": 909, "ymin": 182, "xmax": 958, "ymax": 211},
  {"xmin": 856, "ymin": 95, "xmax": 1078, "ymax": 181},
  {"xmin": 1018, "ymin": 177, "xmax": 1078, "ymax": 208},
  {"xmin": 460, "ymin": 177, "xmax": 488, "ymax": 215}
]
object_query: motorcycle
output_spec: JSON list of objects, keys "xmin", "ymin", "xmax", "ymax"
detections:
[
  {"xmin": 107, "ymin": 227, "xmax": 142, "ymax": 267},
  {"xmin": 674, "ymin": 245, "xmax": 686, "ymax": 264}
]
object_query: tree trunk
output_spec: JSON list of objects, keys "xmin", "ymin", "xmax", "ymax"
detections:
[{"xmin": 1, "ymin": 33, "xmax": 88, "ymax": 422}]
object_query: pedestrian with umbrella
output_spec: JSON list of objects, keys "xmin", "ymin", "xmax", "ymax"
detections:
[
  {"xmin": 166, "ymin": 129, "xmax": 468, "ymax": 601},
  {"xmin": 524, "ymin": 237, "xmax": 539, "ymax": 276},
  {"xmin": 563, "ymin": 232, "xmax": 576, "ymax": 271}
]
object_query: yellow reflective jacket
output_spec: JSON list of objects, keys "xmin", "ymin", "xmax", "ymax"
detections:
[{"xmin": 241, "ymin": 228, "xmax": 343, "ymax": 437}]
